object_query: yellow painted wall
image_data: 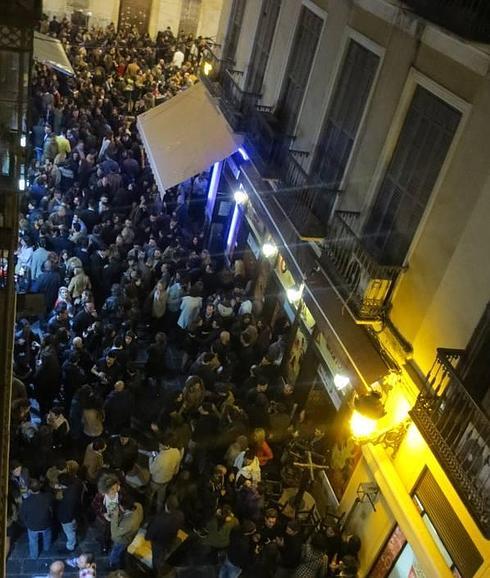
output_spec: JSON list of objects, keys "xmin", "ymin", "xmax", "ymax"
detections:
[
  {"xmin": 338, "ymin": 456, "xmax": 396, "ymax": 574},
  {"xmin": 393, "ymin": 424, "xmax": 490, "ymax": 577}
]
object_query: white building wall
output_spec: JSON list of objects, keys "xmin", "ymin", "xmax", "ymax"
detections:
[{"xmin": 197, "ymin": 0, "xmax": 226, "ymax": 41}]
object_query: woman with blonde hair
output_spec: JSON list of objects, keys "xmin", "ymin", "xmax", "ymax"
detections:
[
  {"xmin": 68, "ymin": 266, "xmax": 92, "ymax": 300},
  {"xmin": 251, "ymin": 427, "xmax": 274, "ymax": 468}
]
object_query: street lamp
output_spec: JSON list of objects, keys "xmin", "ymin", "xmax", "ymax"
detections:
[
  {"xmin": 262, "ymin": 242, "xmax": 278, "ymax": 258},
  {"xmin": 350, "ymin": 384, "xmax": 412, "ymax": 456},
  {"xmin": 350, "ymin": 391, "xmax": 386, "ymax": 438},
  {"xmin": 233, "ymin": 189, "xmax": 248, "ymax": 205},
  {"xmin": 334, "ymin": 374, "xmax": 350, "ymax": 391},
  {"xmin": 287, "ymin": 284, "xmax": 304, "ymax": 304}
]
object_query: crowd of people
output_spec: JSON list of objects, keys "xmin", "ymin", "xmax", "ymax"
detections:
[{"xmin": 8, "ymin": 15, "xmax": 361, "ymax": 578}]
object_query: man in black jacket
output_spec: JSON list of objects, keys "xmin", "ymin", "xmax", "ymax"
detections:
[
  {"xmin": 104, "ymin": 380, "xmax": 133, "ymax": 434},
  {"xmin": 219, "ymin": 519, "xmax": 257, "ymax": 578},
  {"xmin": 146, "ymin": 495, "xmax": 185, "ymax": 575},
  {"xmin": 56, "ymin": 473, "xmax": 82, "ymax": 552},
  {"xmin": 276, "ymin": 519, "xmax": 303, "ymax": 575},
  {"xmin": 107, "ymin": 431, "xmax": 138, "ymax": 472},
  {"xmin": 32, "ymin": 260, "xmax": 61, "ymax": 313},
  {"xmin": 20, "ymin": 479, "xmax": 54, "ymax": 559}
]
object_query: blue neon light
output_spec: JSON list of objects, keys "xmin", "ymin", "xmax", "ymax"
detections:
[
  {"xmin": 227, "ymin": 203, "xmax": 240, "ymax": 251},
  {"xmin": 238, "ymin": 146, "xmax": 249, "ymax": 161},
  {"xmin": 206, "ymin": 161, "xmax": 221, "ymax": 221}
]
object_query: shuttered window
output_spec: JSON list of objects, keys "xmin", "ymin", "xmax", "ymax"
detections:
[
  {"xmin": 277, "ymin": 5, "xmax": 323, "ymax": 135},
  {"xmin": 313, "ymin": 40, "xmax": 379, "ymax": 188},
  {"xmin": 222, "ymin": 0, "xmax": 246, "ymax": 66},
  {"xmin": 414, "ymin": 468, "xmax": 483, "ymax": 577},
  {"xmin": 365, "ymin": 85, "xmax": 461, "ymax": 265},
  {"xmin": 245, "ymin": 0, "xmax": 282, "ymax": 94}
]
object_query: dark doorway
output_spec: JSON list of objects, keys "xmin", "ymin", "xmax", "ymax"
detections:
[
  {"xmin": 118, "ymin": 0, "xmax": 153, "ymax": 34},
  {"xmin": 179, "ymin": 0, "xmax": 202, "ymax": 37}
]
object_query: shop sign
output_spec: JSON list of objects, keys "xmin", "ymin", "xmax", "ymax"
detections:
[
  {"xmin": 246, "ymin": 232, "xmax": 261, "ymax": 260},
  {"xmin": 218, "ymin": 200, "xmax": 233, "ymax": 217},
  {"xmin": 286, "ymin": 326, "xmax": 308, "ymax": 384},
  {"xmin": 274, "ymin": 253, "xmax": 296, "ymax": 291},
  {"xmin": 300, "ymin": 303, "xmax": 315, "ymax": 334}
]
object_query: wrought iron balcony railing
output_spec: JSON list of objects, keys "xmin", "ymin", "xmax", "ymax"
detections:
[
  {"xmin": 403, "ymin": 0, "xmax": 490, "ymax": 42},
  {"xmin": 244, "ymin": 105, "xmax": 295, "ymax": 178},
  {"xmin": 272, "ymin": 150, "xmax": 340, "ymax": 240},
  {"xmin": 410, "ymin": 349, "xmax": 490, "ymax": 538},
  {"xmin": 220, "ymin": 69, "xmax": 262, "ymax": 132},
  {"xmin": 320, "ymin": 211, "xmax": 403, "ymax": 319}
]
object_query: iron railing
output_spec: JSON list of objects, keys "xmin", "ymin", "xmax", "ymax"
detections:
[
  {"xmin": 244, "ymin": 105, "xmax": 295, "ymax": 177},
  {"xmin": 220, "ymin": 69, "xmax": 262, "ymax": 131},
  {"xmin": 272, "ymin": 150, "xmax": 340, "ymax": 239},
  {"xmin": 320, "ymin": 211, "xmax": 403, "ymax": 319},
  {"xmin": 403, "ymin": 0, "xmax": 490, "ymax": 42},
  {"xmin": 410, "ymin": 349, "xmax": 490, "ymax": 538}
]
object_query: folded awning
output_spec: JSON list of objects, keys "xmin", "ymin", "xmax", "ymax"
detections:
[
  {"xmin": 33, "ymin": 32, "xmax": 74, "ymax": 76},
  {"xmin": 137, "ymin": 82, "xmax": 242, "ymax": 193}
]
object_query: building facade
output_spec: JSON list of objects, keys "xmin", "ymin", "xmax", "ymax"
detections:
[
  {"xmin": 41, "ymin": 0, "xmax": 225, "ymax": 40},
  {"xmin": 204, "ymin": 0, "xmax": 490, "ymax": 576}
]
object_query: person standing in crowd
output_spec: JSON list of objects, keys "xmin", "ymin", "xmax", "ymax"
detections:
[
  {"xmin": 20, "ymin": 479, "xmax": 54, "ymax": 559},
  {"xmin": 108, "ymin": 494, "xmax": 143, "ymax": 569},
  {"xmin": 6, "ymin": 15, "xmax": 363, "ymax": 578}
]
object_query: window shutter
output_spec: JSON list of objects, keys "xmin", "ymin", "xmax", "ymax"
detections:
[
  {"xmin": 415, "ymin": 468, "xmax": 483, "ymax": 577},
  {"xmin": 245, "ymin": 0, "xmax": 282, "ymax": 94},
  {"xmin": 223, "ymin": 0, "xmax": 247, "ymax": 65},
  {"xmin": 313, "ymin": 40, "xmax": 379, "ymax": 188},
  {"xmin": 278, "ymin": 6, "xmax": 322, "ymax": 135},
  {"xmin": 365, "ymin": 86, "xmax": 461, "ymax": 265}
]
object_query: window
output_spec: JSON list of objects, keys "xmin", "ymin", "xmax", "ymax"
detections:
[
  {"xmin": 277, "ymin": 5, "xmax": 323, "ymax": 135},
  {"xmin": 365, "ymin": 85, "xmax": 461, "ymax": 265},
  {"xmin": 222, "ymin": 0, "xmax": 247, "ymax": 66},
  {"xmin": 245, "ymin": 0, "xmax": 282, "ymax": 94},
  {"xmin": 312, "ymin": 39, "xmax": 379, "ymax": 188},
  {"xmin": 413, "ymin": 468, "xmax": 482, "ymax": 577},
  {"xmin": 179, "ymin": 0, "xmax": 202, "ymax": 36}
]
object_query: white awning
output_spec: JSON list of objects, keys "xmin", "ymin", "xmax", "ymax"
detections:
[
  {"xmin": 137, "ymin": 82, "xmax": 242, "ymax": 193},
  {"xmin": 33, "ymin": 32, "xmax": 74, "ymax": 76}
]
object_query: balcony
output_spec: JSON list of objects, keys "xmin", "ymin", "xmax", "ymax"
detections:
[
  {"xmin": 320, "ymin": 211, "xmax": 403, "ymax": 320},
  {"xmin": 403, "ymin": 0, "xmax": 490, "ymax": 42},
  {"xmin": 272, "ymin": 150, "xmax": 340, "ymax": 240},
  {"xmin": 245, "ymin": 105, "xmax": 294, "ymax": 178},
  {"xmin": 410, "ymin": 349, "xmax": 490, "ymax": 538}
]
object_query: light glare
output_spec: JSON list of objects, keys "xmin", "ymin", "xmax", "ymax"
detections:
[
  {"xmin": 334, "ymin": 374, "xmax": 350, "ymax": 390},
  {"xmin": 287, "ymin": 286, "xmax": 303, "ymax": 303},
  {"xmin": 262, "ymin": 242, "xmax": 278, "ymax": 258},
  {"xmin": 234, "ymin": 189, "xmax": 248, "ymax": 204},
  {"xmin": 351, "ymin": 410, "xmax": 377, "ymax": 438}
]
